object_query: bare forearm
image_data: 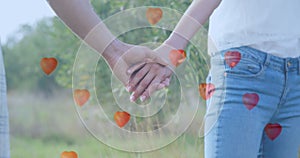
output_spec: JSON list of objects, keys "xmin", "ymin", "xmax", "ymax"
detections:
[
  {"xmin": 47, "ymin": 0, "xmax": 120, "ymax": 66},
  {"xmin": 165, "ymin": 0, "xmax": 221, "ymax": 49},
  {"xmin": 47, "ymin": 0, "xmax": 101, "ymax": 38}
]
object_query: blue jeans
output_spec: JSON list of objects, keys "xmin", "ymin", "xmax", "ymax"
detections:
[
  {"xmin": 204, "ymin": 46, "xmax": 300, "ymax": 158},
  {"xmin": 0, "ymin": 50, "xmax": 10, "ymax": 158}
]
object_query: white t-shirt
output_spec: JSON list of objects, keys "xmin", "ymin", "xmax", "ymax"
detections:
[{"xmin": 208, "ymin": 0, "xmax": 300, "ymax": 58}]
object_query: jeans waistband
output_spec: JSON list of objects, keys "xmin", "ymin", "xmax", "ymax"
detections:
[{"xmin": 227, "ymin": 46, "xmax": 300, "ymax": 74}]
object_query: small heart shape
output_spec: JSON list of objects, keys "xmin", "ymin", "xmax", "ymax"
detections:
[
  {"xmin": 40, "ymin": 57, "xmax": 58, "ymax": 75},
  {"xmin": 146, "ymin": 8, "xmax": 163, "ymax": 25},
  {"xmin": 169, "ymin": 49, "xmax": 186, "ymax": 67},
  {"xmin": 224, "ymin": 51, "xmax": 241, "ymax": 68},
  {"xmin": 60, "ymin": 151, "xmax": 78, "ymax": 158},
  {"xmin": 199, "ymin": 83, "xmax": 215, "ymax": 100},
  {"xmin": 74, "ymin": 89, "xmax": 90, "ymax": 106},
  {"xmin": 264, "ymin": 123, "xmax": 282, "ymax": 141},
  {"xmin": 114, "ymin": 111, "xmax": 131, "ymax": 128},
  {"xmin": 242, "ymin": 93, "xmax": 259, "ymax": 110}
]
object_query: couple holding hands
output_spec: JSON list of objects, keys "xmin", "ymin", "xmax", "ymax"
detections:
[
  {"xmin": 2, "ymin": 0, "xmax": 299, "ymax": 157},
  {"xmin": 47, "ymin": 0, "xmax": 217, "ymax": 103},
  {"xmin": 49, "ymin": 0, "xmax": 300, "ymax": 157}
]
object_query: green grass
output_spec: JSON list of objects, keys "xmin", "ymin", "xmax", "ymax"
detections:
[
  {"xmin": 10, "ymin": 136, "xmax": 118, "ymax": 158},
  {"xmin": 8, "ymin": 91, "xmax": 205, "ymax": 158},
  {"xmin": 10, "ymin": 135, "xmax": 204, "ymax": 158},
  {"xmin": 7, "ymin": 91, "xmax": 300, "ymax": 158}
]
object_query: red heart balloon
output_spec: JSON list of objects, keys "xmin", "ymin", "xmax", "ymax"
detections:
[
  {"xmin": 242, "ymin": 93, "xmax": 259, "ymax": 110},
  {"xmin": 224, "ymin": 51, "xmax": 241, "ymax": 68},
  {"xmin": 199, "ymin": 83, "xmax": 215, "ymax": 100},
  {"xmin": 114, "ymin": 111, "xmax": 131, "ymax": 128},
  {"xmin": 264, "ymin": 123, "xmax": 282, "ymax": 141},
  {"xmin": 74, "ymin": 89, "xmax": 90, "ymax": 107},
  {"xmin": 60, "ymin": 151, "xmax": 78, "ymax": 158},
  {"xmin": 146, "ymin": 8, "xmax": 163, "ymax": 25},
  {"xmin": 40, "ymin": 57, "xmax": 58, "ymax": 75},
  {"xmin": 169, "ymin": 49, "xmax": 186, "ymax": 67}
]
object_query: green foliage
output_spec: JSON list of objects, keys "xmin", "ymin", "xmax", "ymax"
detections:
[
  {"xmin": 2, "ymin": 0, "xmax": 206, "ymax": 94},
  {"xmin": 2, "ymin": 17, "xmax": 79, "ymax": 92}
]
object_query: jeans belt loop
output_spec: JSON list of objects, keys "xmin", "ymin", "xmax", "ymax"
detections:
[{"xmin": 264, "ymin": 53, "xmax": 271, "ymax": 67}]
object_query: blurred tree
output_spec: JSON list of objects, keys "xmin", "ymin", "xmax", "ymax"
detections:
[
  {"xmin": 3, "ymin": 0, "xmax": 211, "ymax": 147},
  {"xmin": 1, "ymin": 0, "xmax": 209, "ymax": 95},
  {"xmin": 2, "ymin": 17, "xmax": 79, "ymax": 94}
]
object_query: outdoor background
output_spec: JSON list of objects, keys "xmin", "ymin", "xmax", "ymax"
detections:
[
  {"xmin": 1, "ymin": 0, "xmax": 209, "ymax": 157},
  {"xmin": 2, "ymin": 0, "xmax": 299, "ymax": 158}
]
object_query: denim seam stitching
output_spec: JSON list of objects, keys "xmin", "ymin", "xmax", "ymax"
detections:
[
  {"xmin": 260, "ymin": 133, "xmax": 266, "ymax": 158},
  {"xmin": 214, "ymin": 72, "xmax": 227, "ymax": 158},
  {"xmin": 276, "ymin": 80, "xmax": 288, "ymax": 110},
  {"xmin": 226, "ymin": 59, "xmax": 266, "ymax": 78}
]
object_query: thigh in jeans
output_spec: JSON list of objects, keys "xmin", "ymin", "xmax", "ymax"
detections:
[
  {"xmin": 259, "ymin": 59, "xmax": 300, "ymax": 158},
  {"xmin": 204, "ymin": 47, "xmax": 283, "ymax": 158}
]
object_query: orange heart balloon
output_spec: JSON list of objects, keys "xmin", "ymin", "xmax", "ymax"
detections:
[
  {"xmin": 74, "ymin": 89, "xmax": 90, "ymax": 106},
  {"xmin": 146, "ymin": 8, "xmax": 163, "ymax": 25},
  {"xmin": 60, "ymin": 151, "xmax": 78, "ymax": 158},
  {"xmin": 40, "ymin": 57, "xmax": 58, "ymax": 75},
  {"xmin": 169, "ymin": 49, "xmax": 186, "ymax": 67},
  {"xmin": 199, "ymin": 83, "xmax": 215, "ymax": 100},
  {"xmin": 114, "ymin": 111, "xmax": 131, "ymax": 128}
]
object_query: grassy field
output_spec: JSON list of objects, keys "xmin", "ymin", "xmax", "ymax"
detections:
[
  {"xmin": 10, "ymin": 135, "xmax": 204, "ymax": 158},
  {"xmin": 7, "ymin": 91, "xmax": 300, "ymax": 158},
  {"xmin": 7, "ymin": 90, "xmax": 205, "ymax": 158}
]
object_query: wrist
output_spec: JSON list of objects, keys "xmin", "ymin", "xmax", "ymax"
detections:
[
  {"xmin": 103, "ymin": 39, "xmax": 131, "ymax": 68},
  {"xmin": 154, "ymin": 44, "xmax": 185, "ymax": 70},
  {"xmin": 164, "ymin": 33, "xmax": 188, "ymax": 50}
]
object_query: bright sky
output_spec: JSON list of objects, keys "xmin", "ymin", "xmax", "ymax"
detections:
[{"xmin": 0, "ymin": 0, "xmax": 56, "ymax": 44}]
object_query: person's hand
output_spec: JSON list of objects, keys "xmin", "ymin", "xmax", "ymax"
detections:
[
  {"xmin": 103, "ymin": 39, "xmax": 168, "ymax": 86},
  {"xmin": 127, "ymin": 62, "xmax": 172, "ymax": 102},
  {"xmin": 126, "ymin": 44, "xmax": 177, "ymax": 102}
]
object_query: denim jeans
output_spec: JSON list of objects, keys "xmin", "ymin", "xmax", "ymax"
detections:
[
  {"xmin": 204, "ymin": 46, "xmax": 300, "ymax": 158},
  {"xmin": 0, "ymin": 50, "xmax": 10, "ymax": 158}
]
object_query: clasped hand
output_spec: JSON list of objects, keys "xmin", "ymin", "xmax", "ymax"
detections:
[{"xmin": 104, "ymin": 40, "xmax": 174, "ymax": 103}]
